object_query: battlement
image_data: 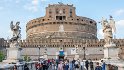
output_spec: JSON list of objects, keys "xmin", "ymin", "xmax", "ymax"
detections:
[
  {"xmin": 1, "ymin": 38, "xmax": 124, "ymax": 48},
  {"xmin": 48, "ymin": 3, "xmax": 73, "ymax": 7}
]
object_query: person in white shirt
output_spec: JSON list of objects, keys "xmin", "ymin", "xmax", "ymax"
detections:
[{"xmin": 80, "ymin": 60, "xmax": 85, "ymax": 70}]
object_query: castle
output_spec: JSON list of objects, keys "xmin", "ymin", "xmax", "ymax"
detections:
[{"xmin": 0, "ymin": 3, "xmax": 124, "ymax": 60}]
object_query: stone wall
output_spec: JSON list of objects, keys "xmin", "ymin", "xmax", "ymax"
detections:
[{"xmin": 21, "ymin": 47, "xmax": 104, "ymax": 60}]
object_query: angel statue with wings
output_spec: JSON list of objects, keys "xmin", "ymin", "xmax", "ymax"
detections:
[
  {"xmin": 101, "ymin": 16, "xmax": 116, "ymax": 45},
  {"xmin": 10, "ymin": 21, "xmax": 21, "ymax": 42}
]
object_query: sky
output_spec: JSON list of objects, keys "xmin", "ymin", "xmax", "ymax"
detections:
[{"xmin": 0, "ymin": 0, "xmax": 124, "ymax": 40}]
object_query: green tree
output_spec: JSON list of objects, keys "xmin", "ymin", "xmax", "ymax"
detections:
[
  {"xmin": 24, "ymin": 55, "xmax": 28, "ymax": 61},
  {"xmin": 0, "ymin": 51, "xmax": 5, "ymax": 62},
  {"xmin": 24, "ymin": 55, "xmax": 31, "ymax": 62}
]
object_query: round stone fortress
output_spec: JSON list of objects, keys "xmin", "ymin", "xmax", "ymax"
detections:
[{"xmin": 26, "ymin": 3, "xmax": 97, "ymax": 40}]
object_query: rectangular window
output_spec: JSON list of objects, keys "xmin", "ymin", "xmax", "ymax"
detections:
[{"xmin": 56, "ymin": 16, "xmax": 66, "ymax": 20}]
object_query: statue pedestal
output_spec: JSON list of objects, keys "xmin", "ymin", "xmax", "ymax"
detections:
[
  {"xmin": 3, "ymin": 44, "xmax": 22, "ymax": 63},
  {"xmin": 102, "ymin": 43, "xmax": 124, "ymax": 70},
  {"xmin": 43, "ymin": 54, "xmax": 48, "ymax": 60},
  {"xmin": 103, "ymin": 43, "xmax": 120, "ymax": 61},
  {"xmin": 75, "ymin": 54, "xmax": 79, "ymax": 60}
]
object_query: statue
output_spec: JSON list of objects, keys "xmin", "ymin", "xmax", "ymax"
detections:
[
  {"xmin": 101, "ymin": 16, "xmax": 116, "ymax": 45},
  {"xmin": 59, "ymin": 24, "xmax": 64, "ymax": 32},
  {"xmin": 9, "ymin": 21, "xmax": 21, "ymax": 43}
]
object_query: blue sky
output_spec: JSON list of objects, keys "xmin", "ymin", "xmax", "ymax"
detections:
[{"xmin": 0, "ymin": 0, "xmax": 124, "ymax": 39}]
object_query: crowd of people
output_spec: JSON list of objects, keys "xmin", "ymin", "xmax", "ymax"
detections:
[
  {"xmin": 12, "ymin": 58, "xmax": 106, "ymax": 70},
  {"xmin": 34, "ymin": 58, "xmax": 106, "ymax": 70}
]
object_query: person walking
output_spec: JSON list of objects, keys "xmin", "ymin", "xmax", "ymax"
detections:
[
  {"xmin": 69, "ymin": 61, "xmax": 73, "ymax": 70},
  {"xmin": 89, "ymin": 60, "xmax": 94, "ymax": 70},
  {"xmin": 13, "ymin": 65, "xmax": 17, "ymax": 70},
  {"xmin": 75, "ymin": 60, "xmax": 79, "ymax": 70},
  {"xmin": 37, "ymin": 63, "xmax": 43, "ymax": 70},
  {"xmin": 63, "ymin": 61, "xmax": 69, "ymax": 70},
  {"xmin": 101, "ymin": 60, "xmax": 106, "ymax": 70},
  {"xmin": 24, "ymin": 64, "xmax": 29, "ymax": 70},
  {"xmin": 85, "ymin": 60, "xmax": 89, "ymax": 70},
  {"xmin": 72, "ymin": 58, "xmax": 75, "ymax": 69},
  {"xmin": 58, "ymin": 61, "xmax": 64, "ymax": 70},
  {"xmin": 80, "ymin": 60, "xmax": 85, "ymax": 70},
  {"xmin": 95, "ymin": 62, "xmax": 102, "ymax": 70}
]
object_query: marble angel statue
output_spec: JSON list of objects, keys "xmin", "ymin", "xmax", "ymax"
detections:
[
  {"xmin": 10, "ymin": 21, "xmax": 21, "ymax": 42},
  {"xmin": 101, "ymin": 16, "xmax": 116, "ymax": 44}
]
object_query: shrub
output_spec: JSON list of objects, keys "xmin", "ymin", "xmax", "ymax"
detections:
[{"xmin": 0, "ymin": 51, "xmax": 5, "ymax": 62}]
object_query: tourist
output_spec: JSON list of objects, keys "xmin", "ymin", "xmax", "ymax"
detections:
[
  {"xmin": 24, "ymin": 64, "xmax": 29, "ymax": 70},
  {"xmin": 63, "ymin": 61, "xmax": 69, "ymax": 70},
  {"xmin": 75, "ymin": 60, "xmax": 79, "ymax": 70},
  {"xmin": 80, "ymin": 60, "xmax": 85, "ymax": 70},
  {"xmin": 51, "ymin": 61, "xmax": 56, "ymax": 70},
  {"xmin": 37, "ymin": 63, "xmax": 43, "ymax": 70},
  {"xmin": 72, "ymin": 58, "xmax": 75, "ymax": 68},
  {"xmin": 101, "ymin": 60, "xmax": 106, "ymax": 70},
  {"xmin": 43, "ymin": 61, "xmax": 48, "ymax": 70},
  {"xmin": 95, "ymin": 62, "xmax": 102, "ymax": 70},
  {"xmin": 85, "ymin": 60, "xmax": 89, "ymax": 70},
  {"xmin": 13, "ymin": 65, "xmax": 17, "ymax": 70},
  {"xmin": 35, "ymin": 62, "xmax": 39, "ymax": 70},
  {"xmin": 58, "ymin": 61, "xmax": 64, "ymax": 70},
  {"xmin": 89, "ymin": 60, "xmax": 94, "ymax": 70},
  {"xmin": 69, "ymin": 61, "xmax": 73, "ymax": 70}
]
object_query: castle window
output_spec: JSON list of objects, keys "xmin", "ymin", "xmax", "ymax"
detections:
[
  {"xmin": 70, "ymin": 9, "xmax": 72, "ymax": 17},
  {"xmin": 63, "ymin": 9, "xmax": 65, "ymax": 14},
  {"xmin": 90, "ymin": 21, "xmax": 93, "ymax": 23},
  {"xmin": 56, "ymin": 16, "xmax": 66, "ymax": 20}
]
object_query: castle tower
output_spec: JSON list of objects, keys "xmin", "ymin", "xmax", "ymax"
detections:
[{"xmin": 26, "ymin": 3, "xmax": 97, "ymax": 40}]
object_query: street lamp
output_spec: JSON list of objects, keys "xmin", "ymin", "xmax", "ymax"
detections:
[
  {"xmin": 44, "ymin": 46, "xmax": 47, "ymax": 54},
  {"xmin": 38, "ymin": 46, "xmax": 40, "ymax": 59},
  {"xmin": 83, "ymin": 47, "xmax": 86, "ymax": 60}
]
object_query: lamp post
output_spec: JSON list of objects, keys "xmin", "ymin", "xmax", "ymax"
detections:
[
  {"xmin": 38, "ymin": 46, "xmax": 40, "ymax": 59},
  {"xmin": 44, "ymin": 46, "xmax": 47, "ymax": 54},
  {"xmin": 83, "ymin": 47, "xmax": 86, "ymax": 60}
]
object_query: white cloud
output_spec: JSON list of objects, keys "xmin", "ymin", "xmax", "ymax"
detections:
[
  {"xmin": 32, "ymin": 0, "xmax": 38, "ymax": 5},
  {"xmin": 114, "ymin": 9, "xmax": 124, "ymax": 16},
  {"xmin": 24, "ymin": 0, "xmax": 39, "ymax": 12}
]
